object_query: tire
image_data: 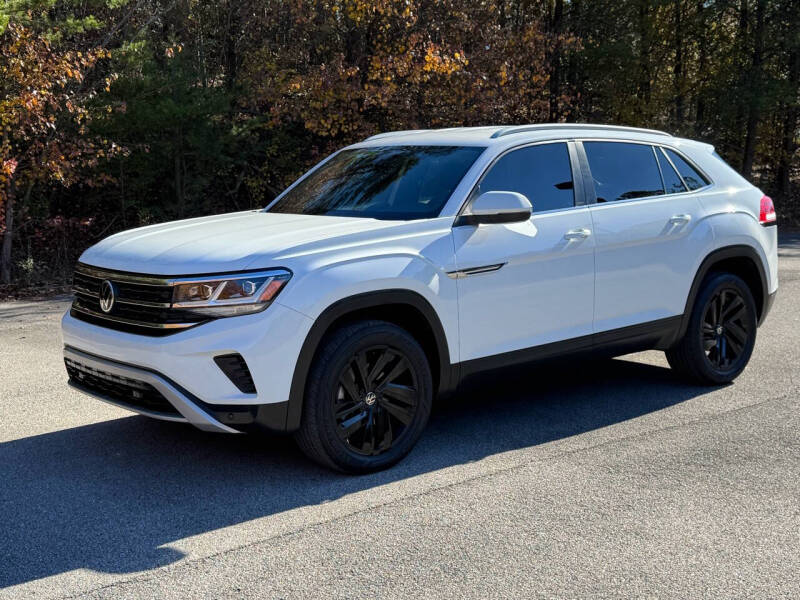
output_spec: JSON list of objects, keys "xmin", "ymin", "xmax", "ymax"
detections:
[
  {"xmin": 294, "ymin": 320, "xmax": 433, "ymax": 474},
  {"xmin": 666, "ymin": 272, "xmax": 758, "ymax": 385}
]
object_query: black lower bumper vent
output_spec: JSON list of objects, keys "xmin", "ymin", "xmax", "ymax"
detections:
[{"xmin": 213, "ymin": 354, "xmax": 257, "ymax": 394}]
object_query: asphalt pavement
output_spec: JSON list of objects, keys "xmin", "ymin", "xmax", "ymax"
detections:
[{"xmin": 1, "ymin": 234, "xmax": 798, "ymax": 599}]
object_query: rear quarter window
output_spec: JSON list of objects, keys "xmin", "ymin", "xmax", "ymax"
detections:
[{"xmin": 664, "ymin": 148, "xmax": 710, "ymax": 191}]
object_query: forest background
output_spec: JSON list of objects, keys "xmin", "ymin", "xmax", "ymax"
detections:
[{"xmin": 1, "ymin": 0, "xmax": 797, "ymax": 294}]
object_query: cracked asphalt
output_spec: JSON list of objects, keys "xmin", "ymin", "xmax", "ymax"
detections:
[{"xmin": 1, "ymin": 233, "xmax": 798, "ymax": 599}]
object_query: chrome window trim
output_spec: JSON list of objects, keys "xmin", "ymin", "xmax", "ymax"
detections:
[
  {"xmin": 576, "ymin": 139, "xmax": 715, "ymax": 206},
  {"xmin": 455, "ymin": 139, "xmax": 582, "ymax": 221}
]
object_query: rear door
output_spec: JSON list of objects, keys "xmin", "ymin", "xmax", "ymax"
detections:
[
  {"xmin": 581, "ymin": 140, "xmax": 713, "ymax": 333},
  {"xmin": 452, "ymin": 141, "xmax": 596, "ymax": 363}
]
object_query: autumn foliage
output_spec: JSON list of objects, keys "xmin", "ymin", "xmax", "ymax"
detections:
[
  {"xmin": 0, "ymin": 20, "xmax": 118, "ymax": 283},
  {"xmin": 0, "ymin": 0, "xmax": 797, "ymax": 292}
]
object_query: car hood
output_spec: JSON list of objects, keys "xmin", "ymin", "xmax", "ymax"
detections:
[{"xmin": 78, "ymin": 210, "xmax": 421, "ymax": 275}]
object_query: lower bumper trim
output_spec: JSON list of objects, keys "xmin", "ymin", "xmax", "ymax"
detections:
[{"xmin": 64, "ymin": 346, "xmax": 241, "ymax": 434}]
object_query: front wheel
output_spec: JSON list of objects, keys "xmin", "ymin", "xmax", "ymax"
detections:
[
  {"xmin": 666, "ymin": 272, "xmax": 758, "ymax": 385},
  {"xmin": 294, "ymin": 320, "xmax": 433, "ymax": 473}
]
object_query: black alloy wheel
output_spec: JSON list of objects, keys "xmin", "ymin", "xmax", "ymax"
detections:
[
  {"xmin": 700, "ymin": 287, "xmax": 751, "ymax": 371},
  {"xmin": 295, "ymin": 320, "xmax": 432, "ymax": 473},
  {"xmin": 333, "ymin": 345, "xmax": 419, "ymax": 456},
  {"xmin": 666, "ymin": 272, "xmax": 757, "ymax": 385}
]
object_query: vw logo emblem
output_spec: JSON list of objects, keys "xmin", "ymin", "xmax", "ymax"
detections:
[{"xmin": 99, "ymin": 280, "xmax": 116, "ymax": 313}]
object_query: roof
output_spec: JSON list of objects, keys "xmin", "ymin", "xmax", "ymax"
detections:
[{"xmin": 356, "ymin": 123, "xmax": 678, "ymax": 148}]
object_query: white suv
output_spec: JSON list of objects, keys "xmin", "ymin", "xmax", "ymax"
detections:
[{"xmin": 62, "ymin": 124, "xmax": 779, "ymax": 473}]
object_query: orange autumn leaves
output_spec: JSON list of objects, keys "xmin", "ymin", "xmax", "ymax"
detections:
[
  {"xmin": 240, "ymin": 1, "xmax": 574, "ymax": 147},
  {"xmin": 0, "ymin": 22, "xmax": 118, "ymax": 219}
]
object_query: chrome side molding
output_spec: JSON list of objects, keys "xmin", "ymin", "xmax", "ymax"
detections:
[{"xmin": 446, "ymin": 263, "xmax": 506, "ymax": 279}]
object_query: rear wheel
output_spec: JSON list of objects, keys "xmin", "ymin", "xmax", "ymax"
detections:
[
  {"xmin": 294, "ymin": 320, "xmax": 432, "ymax": 473},
  {"xmin": 666, "ymin": 272, "xmax": 757, "ymax": 385}
]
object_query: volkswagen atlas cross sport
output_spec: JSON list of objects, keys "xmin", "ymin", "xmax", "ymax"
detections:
[{"xmin": 63, "ymin": 124, "xmax": 779, "ymax": 473}]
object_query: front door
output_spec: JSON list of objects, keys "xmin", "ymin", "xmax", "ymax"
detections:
[{"xmin": 453, "ymin": 142, "xmax": 596, "ymax": 364}]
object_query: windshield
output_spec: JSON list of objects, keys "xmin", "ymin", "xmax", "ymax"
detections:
[{"xmin": 266, "ymin": 145, "xmax": 486, "ymax": 220}]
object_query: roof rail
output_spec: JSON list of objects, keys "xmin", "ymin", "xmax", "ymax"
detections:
[
  {"xmin": 490, "ymin": 123, "xmax": 672, "ymax": 139},
  {"xmin": 363, "ymin": 129, "xmax": 430, "ymax": 142}
]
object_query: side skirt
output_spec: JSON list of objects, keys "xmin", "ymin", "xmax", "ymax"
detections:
[{"xmin": 456, "ymin": 316, "xmax": 682, "ymax": 384}]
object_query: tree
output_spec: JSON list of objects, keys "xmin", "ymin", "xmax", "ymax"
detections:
[{"xmin": 0, "ymin": 21, "xmax": 116, "ymax": 283}]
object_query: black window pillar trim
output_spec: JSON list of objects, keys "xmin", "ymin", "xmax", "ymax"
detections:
[
  {"xmin": 574, "ymin": 141, "xmax": 597, "ymax": 205},
  {"xmin": 566, "ymin": 140, "xmax": 587, "ymax": 207}
]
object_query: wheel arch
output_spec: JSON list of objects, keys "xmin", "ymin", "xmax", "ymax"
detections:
[
  {"xmin": 676, "ymin": 245, "xmax": 769, "ymax": 343},
  {"xmin": 285, "ymin": 289, "xmax": 456, "ymax": 431}
]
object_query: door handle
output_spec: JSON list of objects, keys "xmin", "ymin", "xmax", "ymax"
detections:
[
  {"xmin": 669, "ymin": 214, "xmax": 692, "ymax": 225},
  {"xmin": 564, "ymin": 228, "xmax": 591, "ymax": 240}
]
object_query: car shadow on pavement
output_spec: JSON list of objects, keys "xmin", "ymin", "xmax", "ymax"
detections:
[{"xmin": 0, "ymin": 356, "xmax": 714, "ymax": 588}]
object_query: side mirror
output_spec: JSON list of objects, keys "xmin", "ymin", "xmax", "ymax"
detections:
[{"xmin": 454, "ymin": 191, "xmax": 532, "ymax": 226}]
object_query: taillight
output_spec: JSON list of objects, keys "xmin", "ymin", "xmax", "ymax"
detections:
[{"xmin": 759, "ymin": 195, "xmax": 776, "ymax": 226}]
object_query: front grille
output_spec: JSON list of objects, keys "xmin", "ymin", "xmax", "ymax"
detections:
[
  {"xmin": 65, "ymin": 357, "xmax": 181, "ymax": 416},
  {"xmin": 71, "ymin": 264, "xmax": 207, "ymax": 336}
]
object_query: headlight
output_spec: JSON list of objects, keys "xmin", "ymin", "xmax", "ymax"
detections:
[{"xmin": 171, "ymin": 269, "xmax": 291, "ymax": 317}]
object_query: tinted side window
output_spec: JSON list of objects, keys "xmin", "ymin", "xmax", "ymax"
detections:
[
  {"xmin": 476, "ymin": 143, "xmax": 574, "ymax": 212},
  {"xmin": 656, "ymin": 147, "xmax": 687, "ymax": 194},
  {"xmin": 583, "ymin": 141, "xmax": 664, "ymax": 202},
  {"xmin": 664, "ymin": 148, "xmax": 709, "ymax": 191}
]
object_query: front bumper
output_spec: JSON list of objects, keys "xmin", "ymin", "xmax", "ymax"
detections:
[
  {"xmin": 62, "ymin": 301, "xmax": 312, "ymax": 404},
  {"xmin": 65, "ymin": 346, "xmax": 292, "ymax": 433},
  {"xmin": 62, "ymin": 300, "xmax": 314, "ymax": 432}
]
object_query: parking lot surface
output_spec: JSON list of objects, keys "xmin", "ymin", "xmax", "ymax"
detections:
[{"xmin": 1, "ymin": 234, "xmax": 798, "ymax": 599}]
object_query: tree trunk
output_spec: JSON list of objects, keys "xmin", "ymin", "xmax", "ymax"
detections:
[
  {"xmin": 673, "ymin": 0, "xmax": 685, "ymax": 126},
  {"xmin": 175, "ymin": 131, "xmax": 184, "ymax": 218},
  {"xmin": 637, "ymin": 0, "xmax": 653, "ymax": 120},
  {"xmin": 741, "ymin": 0, "xmax": 765, "ymax": 178},
  {"xmin": 548, "ymin": 0, "xmax": 565, "ymax": 121},
  {"xmin": 694, "ymin": 0, "xmax": 708, "ymax": 134},
  {"xmin": 0, "ymin": 182, "xmax": 15, "ymax": 285},
  {"xmin": 776, "ymin": 2, "xmax": 800, "ymax": 195},
  {"xmin": 0, "ymin": 180, "xmax": 31, "ymax": 285}
]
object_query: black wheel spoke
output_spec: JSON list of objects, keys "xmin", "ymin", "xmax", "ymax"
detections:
[
  {"xmin": 367, "ymin": 350, "xmax": 394, "ymax": 388},
  {"xmin": 338, "ymin": 410, "xmax": 368, "ymax": 440},
  {"xmin": 339, "ymin": 367, "xmax": 361, "ymax": 403},
  {"xmin": 361, "ymin": 409, "xmax": 376, "ymax": 454},
  {"xmin": 725, "ymin": 306, "xmax": 746, "ymax": 326},
  {"xmin": 380, "ymin": 397, "xmax": 416, "ymax": 426},
  {"xmin": 724, "ymin": 331, "xmax": 743, "ymax": 355},
  {"xmin": 334, "ymin": 399, "xmax": 362, "ymax": 421},
  {"xmin": 726, "ymin": 321, "xmax": 748, "ymax": 346},
  {"xmin": 378, "ymin": 407, "xmax": 394, "ymax": 451},
  {"xmin": 353, "ymin": 352, "xmax": 370, "ymax": 390},
  {"xmin": 377, "ymin": 357, "xmax": 410, "ymax": 388},
  {"xmin": 382, "ymin": 382, "xmax": 416, "ymax": 403},
  {"xmin": 722, "ymin": 296, "xmax": 744, "ymax": 321}
]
